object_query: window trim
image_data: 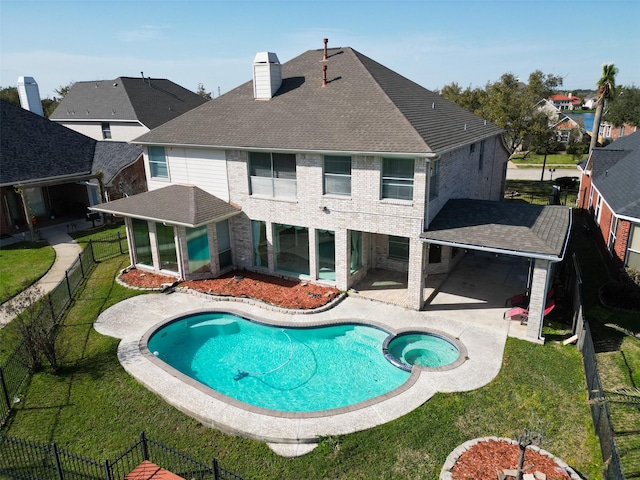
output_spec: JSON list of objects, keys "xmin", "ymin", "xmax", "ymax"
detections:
[
  {"xmin": 388, "ymin": 235, "xmax": 409, "ymax": 261},
  {"xmin": 381, "ymin": 157, "xmax": 414, "ymax": 201},
  {"xmin": 101, "ymin": 122, "xmax": 112, "ymax": 140},
  {"xmin": 249, "ymin": 151, "xmax": 297, "ymax": 199},
  {"xmin": 323, "ymin": 155, "xmax": 352, "ymax": 196},
  {"xmin": 148, "ymin": 146, "xmax": 169, "ymax": 180},
  {"xmin": 625, "ymin": 223, "xmax": 640, "ymax": 269}
]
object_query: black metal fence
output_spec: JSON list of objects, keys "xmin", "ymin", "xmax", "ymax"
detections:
[
  {"xmin": 0, "ymin": 243, "xmax": 98, "ymax": 427},
  {"xmin": 567, "ymin": 253, "xmax": 625, "ymax": 480},
  {"xmin": 0, "ymin": 431, "xmax": 246, "ymax": 480},
  {"xmin": 89, "ymin": 232, "xmax": 128, "ymax": 262},
  {"xmin": 504, "ymin": 189, "xmax": 579, "ymax": 206}
]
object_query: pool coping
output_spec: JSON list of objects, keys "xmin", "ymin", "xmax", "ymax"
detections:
[
  {"xmin": 95, "ymin": 291, "xmax": 509, "ymax": 448},
  {"xmin": 139, "ymin": 308, "xmax": 468, "ymax": 420}
]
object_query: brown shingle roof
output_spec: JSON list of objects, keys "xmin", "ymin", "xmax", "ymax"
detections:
[
  {"xmin": 420, "ymin": 199, "xmax": 572, "ymax": 260},
  {"xmin": 134, "ymin": 48, "xmax": 503, "ymax": 155},
  {"xmin": 90, "ymin": 184, "xmax": 240, "ymax": 227}
]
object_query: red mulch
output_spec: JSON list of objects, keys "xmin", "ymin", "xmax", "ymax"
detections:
[
  {"xmin": 451, "ymin": 440, "xmax": 571, "ymax": 480},
  {"xmin": 118, "ymin": 269, "xmax": 340, "ymax": 310}
]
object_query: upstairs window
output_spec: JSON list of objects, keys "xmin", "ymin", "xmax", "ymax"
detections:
[
  {"xmin": 148, "ymin": 146, "xmax": 168, "ymax": 179},
  {"xmin": 101, "ymin": 122, "xmax": 112, "ymax": 139},
  {"xmin": 479, "ymin": 140, "xmax": 485, "ymax": 171},
  {"xmin": 429, "ymin": 159, "xmax": 439, "ymax": 199},
  {"xmin": 249, "ymin": 152, "xmax": 296, "ymax": 198},
  {"xmin": 382, "ymin": 158, "xmax": 414, "ymax": 201},
  {"xmin": 627, "ymin": 224, "xmax": 640, "ymax": 269},
  {"xmin": 323, "ymin": 155, "xmax": 351, "ymax": 195}
]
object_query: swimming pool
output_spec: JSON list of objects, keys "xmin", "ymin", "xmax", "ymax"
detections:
[{"xmin": 144, "ymin": 312, "xmax": 463, "ymax": 413}]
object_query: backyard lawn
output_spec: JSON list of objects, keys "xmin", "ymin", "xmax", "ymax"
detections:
[
  {"xmin": 0, "ymin": 254, "xmax": 602, "ymax": 479},
  {"xmin": 0, "ymin": 241, "xmax": 55, "ymax": 304}
]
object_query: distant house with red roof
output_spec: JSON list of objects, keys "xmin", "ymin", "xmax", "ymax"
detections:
[{"xmin": 549, "ymin": 93, "xmax": 581, "ymax": 111}]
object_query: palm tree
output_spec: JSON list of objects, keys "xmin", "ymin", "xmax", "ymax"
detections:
[{"xmin": 589, "ymin": 64, "xmax": 618, "ymax": 152}]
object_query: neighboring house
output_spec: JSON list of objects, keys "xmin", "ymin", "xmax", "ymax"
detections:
[
  {"xmin": 93, "ymin": 44, "xmax": 571, "ymax": 342},
  {"xmin": 50, "ymin": 77, "xmax": 207, "ymax": 141},
  {"xmin": 582, "ymin": 96, "xmax": 598, "ymax": 110},
  {"xmin": 598, "ymin": 121, "xmax": 638, "ymax": 145},
  {"xmin": 549, "ymin": 93, "xmax": 581, "ymax": 111},
  {"xmin": 0, "ymin": 100, "xmax": 144, "ymax": 236},
  {"xmin": 578, "ymin": 130, "xmax": 640, "ymax": 270},
  {"xmin": 535, "ymin": 99, "xmax": 583, "ymax": 145}
]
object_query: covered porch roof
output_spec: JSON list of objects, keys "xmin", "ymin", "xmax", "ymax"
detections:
[
  {"xmin": 90, "ymin": 184, "xmax": 241, "ymax": 227},
  {"xmin": 420, "ymin": 199, "xmax": 572, "ymax": 261}
]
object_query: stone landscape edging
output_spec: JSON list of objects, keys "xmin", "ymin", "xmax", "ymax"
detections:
[{"xmin": 439, "ymin": 436, "xmax": 583, "ymax": 480}]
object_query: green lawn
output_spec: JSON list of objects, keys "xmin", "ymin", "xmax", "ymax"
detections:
[
  {"xmin": 510, "ymin": 153, "xmax": 581, "ymax": 165},
  {"xmin": 0, "ymin": 241, "xmax": 56, "ymax": 303},
  {"xmin": 69, "ymin": 222, "xmax": 126, "ymax": 247},
  {"xmin": 1, "ymin": 255, "xmax": 602, "ymax": 479}
]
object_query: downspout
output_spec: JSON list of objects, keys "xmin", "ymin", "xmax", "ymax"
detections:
[{"xmin": 425, "ymin": 158, "xmax": 432, "ymax": 230}]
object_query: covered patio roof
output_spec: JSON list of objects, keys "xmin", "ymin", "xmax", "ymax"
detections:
[
  {"xmin": 90, "ymin": 184, "xmax": 241, "ymax": 227},
  {"xmin": 420, "ymin": 199, "xmax": 572, "ymax": 261}
]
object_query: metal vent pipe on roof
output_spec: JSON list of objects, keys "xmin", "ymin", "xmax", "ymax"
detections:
[
  {"xmin": 323, "ymin": 38, "xmax": 328, "ymax": 61},
  {"xmin": 322, "ymin": 65, "xmax": 328, "ymax": 87}
]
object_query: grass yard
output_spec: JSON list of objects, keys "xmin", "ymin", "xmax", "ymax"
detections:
[
  {"xmin": 0, "ymin": 254, "xmax": 602, "ymax": 479},
  {"xmin": 0, "ymin": 241, "xmax": 56, "ymax": 303},
  {"xmin": 510, "ymin": 153, "xmax": 581, "ymax": 166},
  {"xmin": 70, "ymin": 223, "xmax": 126, "ymax": 247}
]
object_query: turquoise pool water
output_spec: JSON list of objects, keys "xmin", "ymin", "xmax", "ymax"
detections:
[{"xmin": 147, "ymin": 312, "xmax": 411, "ymax": 412}]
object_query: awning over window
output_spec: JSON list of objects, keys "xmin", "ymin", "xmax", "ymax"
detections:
[
  {"xmin": 90, "ymin": 184, "xmax": 241, "ymax": 227},
  {"xmin": 420, "ymin": 199, "xmax": 572, "ymax": 261}
]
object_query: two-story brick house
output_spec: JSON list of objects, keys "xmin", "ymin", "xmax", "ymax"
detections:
[
  {"xmin": 578, "ymin": 130, "xmax": 640, "ymax": 270},
  {"xmin": 93, "ymin": 43, "xmax": 571, "ymax": 341}
]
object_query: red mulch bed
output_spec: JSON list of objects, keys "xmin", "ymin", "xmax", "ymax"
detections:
[
  {"xmin": 451, "ymin": 440, "xmax": 571, "ymax": 479},
  {"xmin": 118, "ymin": 269, "xmax": 340, "ymax": 310}
]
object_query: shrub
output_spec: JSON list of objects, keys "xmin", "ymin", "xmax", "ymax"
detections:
[
  {"xmin": 554, "ymin": 177, "xmax": 578, "ymax": 190},
  {"xmin": 599, "ymin": 269, "xmax": 640, "ymax": 311}
]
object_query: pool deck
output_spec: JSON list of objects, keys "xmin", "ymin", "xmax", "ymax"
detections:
[{"xmin": 94, "ymin": 252, "xmax": 528, "ymax": 457}]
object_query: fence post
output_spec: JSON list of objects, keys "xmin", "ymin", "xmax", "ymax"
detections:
[
  {"xmin": 0, "ymin": 369, "xmax": 12, "ymax": 413},
  {"xmin": 49, "ymin": 294, "xmax": 56, "ymax": 321},
  {"xmin": 212, "ymin": 458, "xmax": 220, "ymax": 480},
  {"xmin": 140, "ymin": 431, "xmax": 149, "ymax": 460},
  {"xmin": 65, "ymin": 271, "xmax": 72, "ymax": 299},
  {"xmin": 52, "ymin": 442, "xmax": 65, "ymax": 480},
  {"xmin": 118, "ymin": 232, "xmax": 124, "ymax": 255},
  {"xmin": 89, "ymin": 239, "xmax": 96, "ymax": 264},
  {"xmin": 104, "ymin": 459, "xmax": 112, "ymax": 480},
  {"xmin": 78, "ymin": 253, "xmax": 84, "ymax": 278}
]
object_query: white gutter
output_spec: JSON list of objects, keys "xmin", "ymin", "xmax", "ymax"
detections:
[{"xmin": 2, "ymin": 171, "xmax": 94, "ymax": 188}]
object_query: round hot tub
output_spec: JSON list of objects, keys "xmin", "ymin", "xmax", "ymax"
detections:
[{"xmin": 382, "ymin": 331, "xmax": 465, "ymax": 371}]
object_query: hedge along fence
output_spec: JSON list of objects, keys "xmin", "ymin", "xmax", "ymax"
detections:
[{"xmin": 0, "ymin": 240, "xmax": 103, "ymax": 427}]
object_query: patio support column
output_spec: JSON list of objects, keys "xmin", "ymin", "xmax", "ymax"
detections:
[
  {"xmin": 407, "ymin": 237, "xmax": 426, "ymax": 310},
  {"xmin": 526, "ymin": 258, "xmax": 551, "ymax": 342},
  {"xmin": 124, "ymin": 217, "xmax": 136, "ymax": 266},
  {"xmin": 335, "ymin": 230, "xmax": 349, "ymax": 291}
]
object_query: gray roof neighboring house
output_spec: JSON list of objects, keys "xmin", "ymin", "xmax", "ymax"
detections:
[
  {"xmin": 90, "ymin": 184, "xmax": 241, "ymax": 227},
  {"xmin": 0, "ymin": 100, "xmax": 142, "ymax": 187},
  {"xmin": 50, "ymin": 77, "xmax": 208, "ymax": 130},
  {"xmin": 585, "ymin": 130, "xmax": 640, "ymax": 219},
  {"xmin": 134, "ymin": 47, "xmax": 503, "ymax": 155},
  {"xmin": 420, "ymin": 199, "xmax": 572, "ymax": 261}
]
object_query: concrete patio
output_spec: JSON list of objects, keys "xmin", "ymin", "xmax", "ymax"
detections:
[{"xmin": 94, "ymin": 251, "xmax": 530, "ymax": 457}]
